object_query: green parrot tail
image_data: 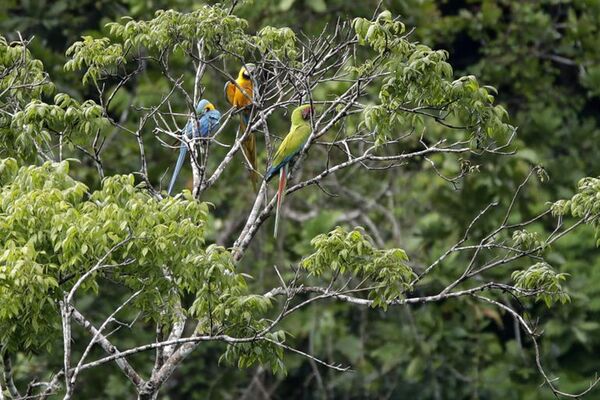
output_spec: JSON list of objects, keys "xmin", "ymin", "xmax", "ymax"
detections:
[{"xmin": 274, "ymin": 165, "xmax": 287, "ymax": 238}]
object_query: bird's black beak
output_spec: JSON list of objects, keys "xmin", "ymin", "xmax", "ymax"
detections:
[{"xmin": 243, "ymin": 64, "xmax": 256, "ymax": 79}]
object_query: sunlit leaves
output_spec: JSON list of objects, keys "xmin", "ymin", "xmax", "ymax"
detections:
[
  {"xmin": 188, "ymin": 244, "xmax": 251, "ymax": 325},
  {"xmin": 65, "ymin": 36, "xmax": 125, "ymax": 85},
  {"xmin": 220, "ymin": 331, "xmax": 287, "ymax": 375},
  {"xmin": 353, "ymin": 11, "xmax": 406, "ymax": 54},
  {"xmin": 0, "ymin": 157, "xmax": 289, "ymax": 370},
  {"xmin": 512, "ymin": 262, "xmax": 569, "ymax": 307},
  {"xmin": 553, "ymin": 177, "xmax": 600, "ymax": 219},
  {"xmin": 0, "ymin": 35, "xmax": 54, "ymax": 161},
  {"xmin": 354, "ymin": 11, "xmax": 512, "ymax": 146},
  {"xmin": 302, "ymin": 226, "xmax": 415, "ymax": 308},
  {"xmin": 106, "ymin": 7, "xmax": 248, "ymax": 56},
  {"xmin": 0, "ymin": 157, "xmax": 18, "ymax": 185},
  {"xmin": 255, "ymin": 26, "xmax": 298, "ymax": 60},
  {"xmin": 0, "ymin": 159, "xmax": 211, "ymax": 350},
  {"xmin": 65, "ymin": 7, "xmax": 250, "ymax": 91},
  {"xmin": 551, "ymin": 177, "xmax": 600, "ymax": 246},
  {"xmin": 11, "ymin": 95, "xmax": 108, "ymax": 140},
  {"xmin": 0, "ymin": 36, "xmax": 52, "ymax": 102},
  {"xmin": 185, "ymin": 244, "xmax": 285, "ymax": 374},
  {"xmin": 512, "ymin": 229, "xmax": 544, "ymax": 251},
  {"xmin": 2, "ymin": 34, "xmax": 110, "ymax": 161}
]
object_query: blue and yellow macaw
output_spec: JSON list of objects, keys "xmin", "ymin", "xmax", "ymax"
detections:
[
  {"xmin": 167, "ymin": 99, "xmax": 221, "ymax": 195},
  {"xmin": 224, "ymin": 64, "xmax": 258, "ymax": 190},
  {"xmin": 265, "ymin": 104, "xmax": 313, "ymax": 237}
]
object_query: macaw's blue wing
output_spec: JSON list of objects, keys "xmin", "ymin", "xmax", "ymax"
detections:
[
  {"xmin": 205, "ymin": 110, "xmax": 222, "ymax": 135},
  {"xmin": 167, "ymin": 109, "xmax": 221, "ymax": 195},
  {"xmin": 196, "ymin": 110, "xmax": 221, "ymax": 137},
  {"xmin": 265, "ymin": 153, "xmax": 296, "ymax": 182}
]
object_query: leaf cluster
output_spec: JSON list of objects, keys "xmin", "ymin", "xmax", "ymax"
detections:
[
  {"xmin": 255, "ymin": 26, "xmax": 298, "ymax": 61},
  {"xmin": 12, "ymin": 94, "xmax": 108, "ymax": 141},
  {"xmin": 0, "ymin": 35, "xmax": 54, "ymax": 161},
  {"xmin": 302, "ymin": 226, "xmax": 415, "ymax": 309},
  {"xmin": 0, "ymin": 159, "xmax": 209, "ymax": 350},
  {"xmin": 65, "ymin": 36, "xmax": 125, "ymax": 85},
  {"xmin": 356, "ymin": 11, "xmax": 511, "ymax": 146},
  {"xmin": 106, "ymin": 7, "xmax": 249, "ymax": 55},
  {"xmin": 512, "ymin": 229, "xmax": 544, "ymax": 252},
  {"xmin": 512, "ymin": 262, "xmax": 569, "ymax": 307}
]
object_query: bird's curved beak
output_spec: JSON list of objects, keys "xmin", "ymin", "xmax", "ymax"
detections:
[{"xmin": 242, "ymin": 64, "xmax": 256, "ymax": 79}]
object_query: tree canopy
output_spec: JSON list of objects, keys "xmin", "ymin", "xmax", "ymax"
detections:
[{"xmin": 1, "ymin": 0, "xmax": 600, "ymax": 399}]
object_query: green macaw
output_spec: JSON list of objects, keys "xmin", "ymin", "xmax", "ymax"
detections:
[{"xmin": 265, "ymin": 104, "xmax": 314, "ymax": 237}]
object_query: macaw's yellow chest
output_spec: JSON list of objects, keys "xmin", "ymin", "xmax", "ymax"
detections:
[{"xmin": 233, "ymin": 78, "xmax": 253, "ymax": 108}]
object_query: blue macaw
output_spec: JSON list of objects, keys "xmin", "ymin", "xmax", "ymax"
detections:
[{"xmin": 167, "ymin": 99, "xmax": 221, "ymax": 195}]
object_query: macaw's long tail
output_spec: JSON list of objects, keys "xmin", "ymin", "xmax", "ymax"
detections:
[
  {"xmin": 240, "ymin": 116, "xmax": 258, "ymax": 192},
  {"xmin": 167, "ymin": 145, "xmax": 187, "ymax": 195},
  {"xmin": 273, "ymin": 164, "xmax": 287, "ymax": 238}
]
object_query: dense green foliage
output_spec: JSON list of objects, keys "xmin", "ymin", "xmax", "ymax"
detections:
[
  {"xmin": 1, "ymin": 0, "xmax": 600, "ymax": 399},
  {"xmin": 0, "ymin": 160, "xmax": 213, "ymax": 351}
]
